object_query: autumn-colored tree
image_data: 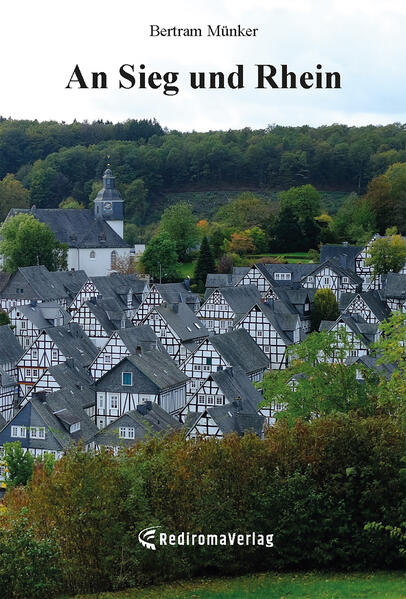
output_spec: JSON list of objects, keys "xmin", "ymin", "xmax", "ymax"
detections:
[
  {"xmin": 197, "ymin": 219, "xmax": 210, "ymax": 237},
  {"xmin": 228, "ymin": 232, "xmax": 255, "ymax": 255}
]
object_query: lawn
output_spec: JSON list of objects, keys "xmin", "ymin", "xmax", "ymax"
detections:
[{"xmin": 66, "ymin": 572, "xmax": 406, "ymax": 599}]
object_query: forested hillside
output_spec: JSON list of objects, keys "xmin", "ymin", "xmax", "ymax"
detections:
[{"xmin": 1, "ymin": 119, "xmax": 406, "ymax": 220}]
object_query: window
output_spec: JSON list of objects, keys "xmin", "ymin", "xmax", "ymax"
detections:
[
  {"xmin": 98, "ymin": 394, "xmax": 105, "ymax": 409},
  {"xmin": 257, "ymin": 331, "xmax": 263, "ymax": 337},
  {"xmin": 21, "ymin": 321, "xmax": 26, "ymax": 329},
  {"xmin": 33, "ymin": 369, "xmax": 38, "ymax": 378},
  {"xmin": 11, "ymin": 426, "xmax": 26, "ymax": 438},
  {"xmin": 198, "ymin": 395, "xmax": 205, "ymax": 404},
  {"xmin": 70, "ymin": 422, "xmax": 81, "ymax": 433},
  {"xmin": 104, "ymin": 354, "xmax": 111, "ymax": 364},
  {"xmin": 206, "ymin": 357, "xmax": 212, "ymax": 366},
  {"xmin": 208, "ymin": 321, "xmax": 214, "ymax": 328},
  {"xmin": 195, "ymin": 364, "xmax": 201, "ymax": 371},
  {"xmin": 274, "ymin": 273, "xmax": 291, "ymax": 281},
  {"xmin": 122, "ymin": 372, "xmax": 133, "ymax": 386},
  {"xmin": 323, "ymin": 277, "xmax": 330, "ymax": 285},
  {"xmin": 304, "ymin": 302, "xmax": 310, "ymax": 312},
  {"xmin": 264, "ymin": 345, "xmax": 270, "ymax": 353},
  {"xmin": 26, "ymin": 369, "xmax": 31, "ymax": 379},
  {"xmin": 216, "ymin": 397, "xmax": 223, "ymax": 405},
  {"xmin": 190, "ymin": 380, "xmax": 196, "ymax": 388},
  {"xmin": 307, "ymin": 276, "xmax": 314, "ymax": 284},
  {"xmin": 30, "ymin": 427, "xmax": 45, "ymax": 439},
  {"xmin": 207, "ymin": 396, "xmax": 214, "ymax": 404},
  {"xmin": 342, "ymin": 277, "xmax": 349, "ymax": 284},
  {"xmin": 25, "ymin": 338, "xmax": 30, "ymax": 347},
  {"xmin": 52, "ymin": 350, "xmax": 58, "ymax": 360},
  {"xmin": 110, "ymin": 395, "xmax": 119, "ymax": 409},
  {"xmin": 111, "ymin": 250, "xmax": 118, "ymax": 268},
  {"xmin": 220, "ymin": 321, "xmax": 227, "ymax": 329},
  {"xmin": 32, "ymin": 349, "xmax": 38, "ymax": 359},
  {"xmin": 119, "ymin": 426, "xmax": 135, "ymax": 439},
  {"xmin": 89, "ymin": 251, "xmax": 96, "ymax": 259}
]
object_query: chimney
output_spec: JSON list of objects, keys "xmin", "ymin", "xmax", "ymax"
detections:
[
  {"xmin": 32, "ymin": 390, "xmax": 48, "ymax": 403},
  {"xmin": 137, "ymin": 403, "xmax": 148, "ymax": 415},
  {"xmin": 120, "ymin": 316, "xmax": 126, "ymax": 329},
  {"xmin": 136, "ymin": 345, "xmax": 142, "ymax": 355},
  {"xmin": 172, "ymin": 303, "xmax": 179, "ymax": 314},
  {"xmin": 65, "ymin": 357, "xmax": 74, "ymax": 369},
  {"xmin": 342, "ymin": 241, "xmax": 349, "ymax": 247},
  {"xmin": 184, "ymin": 277, "xmax": 191, "ymax": 291},
  {"xmin": 30, "ymin": 300, "xmax": 37, "ymax": 308}
]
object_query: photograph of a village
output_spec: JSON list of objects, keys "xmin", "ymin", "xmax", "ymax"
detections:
[{"xmin": 1, "ymin": 2, "xmax": 406, "ymax": 599}]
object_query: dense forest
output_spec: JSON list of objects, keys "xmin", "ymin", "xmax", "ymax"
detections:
[{"xmin": 1, "ymin": 118, "xmax": 406, "ymax": 210}]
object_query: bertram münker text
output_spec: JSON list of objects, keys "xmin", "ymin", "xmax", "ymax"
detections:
[
  {"xmin": 150, "ymin": 25, "xmax": 259, "ymax": 37},
  {"xmin": 66, "ymin": 64, "xmax": 341, "ymax": 96}
]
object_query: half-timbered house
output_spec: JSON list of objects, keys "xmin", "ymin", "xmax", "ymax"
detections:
[
  {"xmin": 88, "ymin": 402, "xmax": 182, "ymax": 452},
  {"xmin": 9, "ymin": 301, "xmax": 71, "ymax": 350},
  {"xmin": 319, "ymin": 313, "xmax": 379, "ymax": 361},
  {"xmin": 272, "ymin": 288, "xmax": 315, "ymax": 333},
  {"xmin": 340, "ymin": 291, "xmax": 391, "ymax": 324},
  {"xmin": 301, "ymin": 259, "xmax": 362, "ymax": 299},
  {"xmin": 185, "ymin": 397, "xmax": 265, "ymax": 439},
  {"xmin": 0, "ymin": 390, "xmax": 97, "ymax": 460},
  {"xmin": 181, "ymin": 328, "xmax": 269, "ymax": 397},
  {"xmin": 132, "ymin": 281, "xmax": 200, "ymax": 324},
  {"xmin": 0, "ymin": 326, "xmax": 24, "ymax": 420},
  {"xmin": 141, "ymin": 303, "xmax": 208, "ymax": 364},
  {"xmin": 236, "ymin": 263, "xmax": 315, "ymax": 299},
  {"xmin": 179, "ymin": 366, "xmax": 271, "ymax": 426},
  {"xmin": 381, "ymin": 273, "xmax": 406, "ymax": 312},
  {"xmin": 17, "ymin": 323, "xmax": 97, "ymax": 398},
  {"xmin": 235, "ymin": 302, "xmax": 302, "ymax": 369},
  {"xmin": 70, "ymin": 296, "xmax": 133, "ymax": 347},
  {"xmin": 197, "ymin": 285, "xmax": 261, "ymax": 334},
  {"xmin": 0, "ymin": 266, "xmax": 72, "ymax": 312},
  {"xmin": 95, "ymin": 349, "xmax": 188, "ymax": 428},
  {"xmin": 89, "ymin": 325, "xmax": 162, "ymax": 381}
]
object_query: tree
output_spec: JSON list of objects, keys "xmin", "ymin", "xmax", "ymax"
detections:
[
  {"xmin": 271, "ymin": 204, "xmax": 303, "ymax": 252},
  {"xmin": 159, "ymin": 202, "xmax": 198, "ymax": 261},
  {"xmin": 278, "ymin": 184, "xmax": 321, "ymax": 223},
  {"xmin": 140, "ymin": 233, "xmax": 179, "ymax": 282},
  {"xmin": 111, "ymin": 253, "xmax": 137, "ymax": 275},
  {"xmin": 217, "ymin": 254, "xmax": 233, "ymax": 274},
  {"xmin": 261, "ymin": 330, "xmax": 377, "ymax": 425},
  {"xmin": 0, "ymin": 311, "xmax": 10, "ymax": 325},
  {"xmin": 215, "ymin": 193, "xmax": 273, "ymax": 229},
  {"xmin": 0, "ymin": 213, "xmax": 68, "ymax": 272},
  {"xmin": 311, "ymin": 288, "xmax": 340, "ymax": 331},
  {"xmin": 366, "ymin": 231, "xmax": 406, "ymax": 276},
  {"xmin": 124, "ymin": 178, "xmax": 148, "ymax": 223},
  {"xmin": 228, "ymin": 232, "xmax": 255, "ymax": 255},
  {"xmin": 194, "ymin": 236, "xmax": 215, "ymax": 293},
  {"xmin": 59, "ymin": 197, "xmax": 84, "ymax": 209},
  {"xmin": 246, "ymin": 226, "xmax": 268, "ymax": 254},
  {"xmin": 0, "ymin": 174, "xmax": 30, "ymax": 222},
  {"xmin": 3, "ymin": 441, "xmax": 34, "ymax": 487}
]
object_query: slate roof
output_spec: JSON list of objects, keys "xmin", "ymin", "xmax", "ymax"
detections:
[
  {"xmin": 96, "ymin": 350, "xmax": 188, "ymax": 394},
  {"xmin": 205, "ymin": 273, "xmax": 244, "ymax": 289},
  {"xmin": 0, "ymin": 273, "xmax": 11, "ymax": 293},
  {"xmin": 321, "ymin": 314, "xmax": 378, "ymax": 346},
  {"xmin": 382, "ymin": 273, "xmax": 406, "ymax": 299},
  {"xmin": 116, "ymin": 325, "xmax": 163, "ymax": 354},
  {"xmin": 10, "ymin": 207, "xmax": 129, "ymax": 249},
  {"xmin": 84, "ymin": 297, "xmax": 132, "ymax": 335},
  {"xmin": 46, "ymin": 323, "xmax": 98, "ymax": 367},
  {"xmin": 212, "ymin": 367, "xmax": 263, "ymax": 408},
  {"xmin": 210, "ymin": 329, "xmax": 269, "ymax": 373},
  {"xmin": 345, "ymin": 355, "xmax": 396, "ymax": 379},
  {"xmin": 204, "ymin": 285, "xmax": 261, "ymax": 319},
  {"xmin": 90, "ymin": 402, "xmax": 182, "ymax": 448},
  {"xmin": 0, "ymin": 413, "xmax": 6, "ymax": 430},
  {"xmin": 207, "ymin": 398, "xmax": 265, "ymax": 437},
  {"xmin": 154, "ymin": 303, "xmax": 209, "ymax": 342},
  {"xmin": 19, "ymin": 302, "xmax": 71, "ymax": 330},
  {"xmin": 258, "ymin": 262, "xmax": 315, "ymax": 283},
  {"xmin": 339, "ymin": 291, "xmax": 391, "ymax": 322},
  {"xmin": 1, "ymin": 266, "xmax": 71, "ymax": 301},
  {"xmin": 244, "ymin": 302, "xmax": 300, "ymax": 345},
  {"xmin": 320, "ymin": 244, "xmax": 363, "ymax": 271},
  {"xmin": 46, "ymin": 361, "xmax": 95, "ymax": 395},
  {"xmin": 155, "ymin": 282, "xmax": 200, "ymax": 310},
  {"xmin": 48, "ymin": 270, "xmax": 88, "ymax": 301},
  {"xmin": 0, "ymin": 325, "xmax": 24, "ymax": 365}
]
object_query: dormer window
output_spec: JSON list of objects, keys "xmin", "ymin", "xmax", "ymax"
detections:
[
  {"xmin": 274, "ymin": 273, "xmax": 291, "ymax": 281},
  {"xmin": 70, "ymin": 422, "xmax": 81, "ymax": 433}
]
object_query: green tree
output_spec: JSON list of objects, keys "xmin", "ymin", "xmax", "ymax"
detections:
[
  {"xmin": 140, "ymin": 233, "xmax": 179, "ymax": 282},
  {"xmin": 366, "ymin": 231, "xmax": 406, "ymax": 276},
  {"xmin": 0, "ymin": 174, "xmax": 30, "ymax": 222},
  {"xmin": 159, "ymin": 202, "xmax": 198, "ymax": 261},
  {"xmin": 124, "ymin": 178, "xmax": 148, "ymax": 223},
  {"xmin": 261, "ymin": 330, "xmax": 377, "ymax": 425},
  {"xmin": 4, "ymin": 441, "xmax": 34, "ymax": 487},
  {"xmin": 0, "ymin": 213, "xmax": 68, "ymax": 272},
  {"xmin": 311, "ymin": 288, "xmax": 340, "ymax": 331},
  {"xmin": 246, "ymin": 226, "xmax": 268, "ymax": 253},
  {"xmin": 58, "ymin": 197, "xmax": 83, "ymax": 209},
  {"xmin": 271, "ymin": 204, "xmax": 303, "ymax": 252},
  {"xmin": 278, "ymin": 184, "xmax": 321, "ymax": 223},
  {"xmin": 215, "ymin": 193, "xmax": 273, "ymax": 229},
  {"xmin": 0, "ymin": 311, "xmax": 10, "ymax": 325},
  {"xmin": 194, "ymin": 236, "xmax": 215, "ymax": 293}
]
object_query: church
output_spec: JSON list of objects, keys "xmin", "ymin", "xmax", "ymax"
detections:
[{"xmin": 6, "ymin": 168, "xmax": 131, "ymax": 277}]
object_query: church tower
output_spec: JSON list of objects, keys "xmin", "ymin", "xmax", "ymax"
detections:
[{"xmin": 94, "ymin": 167, "xmax": 124, "ymax": 238}]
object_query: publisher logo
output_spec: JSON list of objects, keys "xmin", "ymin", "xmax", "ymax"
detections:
[
  {"xmin": 138, "ymin": 527, "xmax": 274, "ymax": 550},
  {"xmin": 138, "ymin": 526, "xmax": 160, "ymax": 551}
]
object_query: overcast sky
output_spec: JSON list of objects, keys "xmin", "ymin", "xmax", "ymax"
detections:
[{"xmin": 1, "ymin": 0, "xmax": 405, "ymax": 131}]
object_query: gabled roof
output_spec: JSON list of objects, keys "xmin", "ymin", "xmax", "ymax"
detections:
[
  {"xmin": 0, "ymin": 413, "xmax": 6, "ymax": 430},
  {"xmin": 1, "ymin": 265, "xmax": 70, "ymax": 301},
  {"xmin": 205, "ymin": 273, "xmax": 243, "ymax": 289},
  {"xmin": 303, "ymin": 259, "xmax": 363, "ymax": 285},
  {"xmin": 84, "ymin": 297, "xmax": 132, "ymax": 335},
  {"xmin": 344, "ymin": 355, "xmax": 396, "ymax": 379},
  {"xmin": 212, "ymin": 367, "xmax": 264, "ymax": 408},
  {"xmin": 257, "ymin": 262, "xmax": 315, "ymax": 284},
  {"xmin": 10, "ymin": 207, "xmax": 129, "ymax": 249},
  {"xmin": 19, "ymin": 302, "xmax": 71, "ymax": 330},
  {"xmin": 242, "ymin": 302, "xmax": 299, "ymax": 345},
  {"xmin": 39, "ymin": 389, "xmax": 97, "ymax": 444},
  {"xmin": 339, "ymin": 291, "xmax": 391, "ymax": 322},
  {"xmin": 46, "ymin": 323, "xmax": 98, "ymax": 367},
  {"xmin": 204, "ymin": 285, "xmax": 261, "ymax": 317},
  {"xmin": 46, "ymin": 361, "xmax": 95, "ymax": 394},
  {"xmin": 206, "ymin": 398, "xmax": 265, "ymax": 437},
  {"xmin": 96, "ymin": 350, "xmax": 188, "ymax": 393},
  {"xmin": 154, "ymin": 282, "xmax": 200, "ymax": 308},
  {"xmin": 382, "ymin": 273, "xmax": 406, "ymax": 299},
  {"xmin": 0, "ymin": 325, "xmax": 24, "ymax": 364},
  {"xmin": 154, "ymin": 303, "xmax": 209, "ymax": 342},
  {"xmin": 320, "ymin": 244, "xmax": 363, "ymax": 270},
  {"xmin": 48, "ymin": 270, "xmax": 88, "ymax": 301},
  {"xmin": 0, "ymin": 273, "xmax": 11, "ymax": 293},
  {"xmin": 210, "ymin": 329, "xmax": 268, "ymax": 373},
  {"xmin": 116, "ymin": 325, "xmax": 163, "ymax": 354},
  {"xmin": 321, "ymin": 314, "xmax": 378, "ymax": 346},
  {"xmin": 90, "ymin": 402, "xmax": 182, "ymax": 448}
]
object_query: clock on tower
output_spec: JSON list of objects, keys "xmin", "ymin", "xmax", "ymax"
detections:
[{"xmin": 94, "ymin": 167, "xmax": 124, "ymax": 238}]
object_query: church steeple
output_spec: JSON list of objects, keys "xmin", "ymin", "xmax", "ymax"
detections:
[{"xmin": 94, "ymin": 167, "xmax": 124, "ymax": 238}]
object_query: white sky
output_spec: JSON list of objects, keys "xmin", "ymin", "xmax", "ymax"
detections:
[{"xmin": 0, "ymin": 0, "xmax": 405, "ymax": 131}]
